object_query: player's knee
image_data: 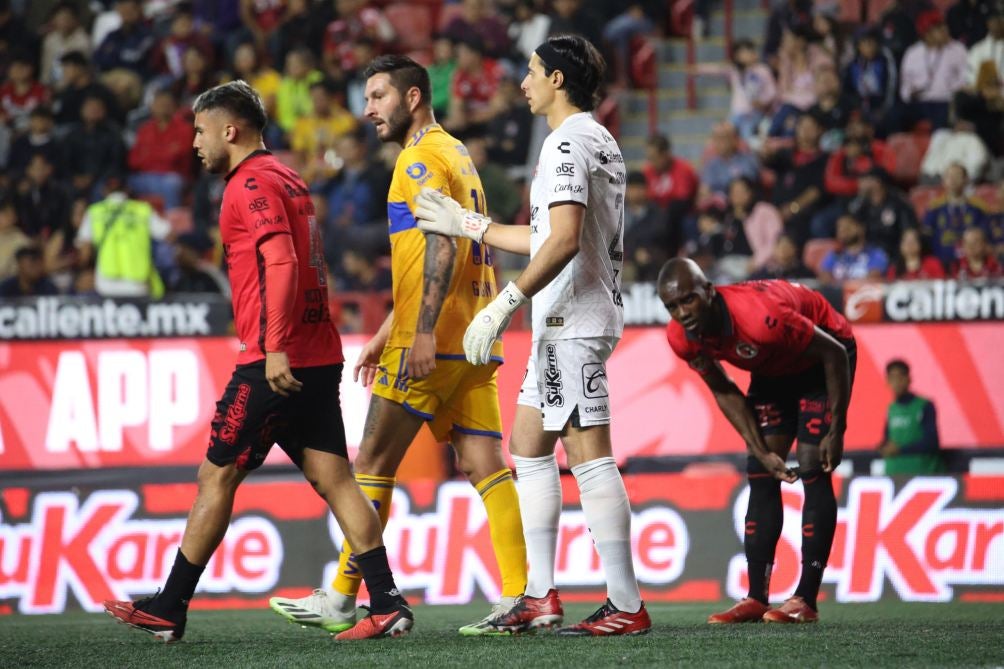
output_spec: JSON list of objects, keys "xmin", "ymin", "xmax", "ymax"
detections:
[
  {"xmin": 746, "ymin": 456, "xmax": 781, "ymax": 496},
  {"xmin": 196, "ymin": 460, "xmax": 242, "ymax": 497},
  {"xmin": 796, "ymin": 446, "xmax": 823, "ymax": 474}
]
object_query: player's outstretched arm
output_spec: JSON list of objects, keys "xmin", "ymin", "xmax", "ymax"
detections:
[
  {"xmin": 699, "ymin": 358, "xmax": 797, "ymax": 483},
  {"xmin": 802, "ymin": 328, "xmax": 851, "ymax": 472},
  {"xmin": 510, "ymin": 203, "xmax": 582, "ymax": 298},
  {"xmin": 414, "ymin": 187, "xmax": 530, "ymax": 255}
]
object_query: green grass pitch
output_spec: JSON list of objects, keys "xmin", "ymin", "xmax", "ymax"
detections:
[{"xmin": 4, "ymin": 601, "xmax": 1002, "ymax": 668}]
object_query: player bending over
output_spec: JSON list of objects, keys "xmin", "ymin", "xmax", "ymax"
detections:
[
  {"xmin": 415, "ymin": 34, "xmax": 650, "ymax": 636},
  {"xmin": 103, "ymin": 81, "xmax": 411, "ymax": 642},
  {"xmin": 267, "ymin": 55, "xmax": 528, "ymax": 637},
  {"xmin": 658, "ymin": 258, "xmax": 854, "ymax": 624}
]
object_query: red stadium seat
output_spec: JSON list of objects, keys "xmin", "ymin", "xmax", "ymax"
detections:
[
  {"xmin": 838, "ymin": 0, "xmax": 863, "ymax": 23},
  {"xmin": 803, "ymin": 238, "xmax": 839, "ymax": 275},
  {"xmin": 909, "ymin": 185, "xmax": 944, "ymax": 219},
  {"xmin": 866, "ymin": 0, "xmax": 895, "ymax": 22},
  {"xmin": 973, "ymin": 183, "xmax": 1002, "ymax": 212},
  {"xmin": 385, "ymin": 4, "xmax": 434, "ymax": 52},
  {"xmin": 630, "ymin": 36, "xmax": 657, "ymax": 90},
  {"xmin": 436, "ymin": 3, "xmax": 463, "ymax": 31},
  {"xmin": 595, "ymin": 94, "xmax": 621, "ymax": 139},
  {"xmin": 670, "ymin": 0, "xmax": 694, "ymax": 37},
  {"xmin": 885, "ymin": 132, "xmax": 931, "ymax": 187}
]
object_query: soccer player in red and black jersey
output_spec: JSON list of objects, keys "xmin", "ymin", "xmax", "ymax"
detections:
[
  {"xmin": 658, "ymin": 258, "xmax": 854, "ymax": 624},
  {"xmin": 103, "ymin": 81, "xmax": 412, "ymax": 642}
]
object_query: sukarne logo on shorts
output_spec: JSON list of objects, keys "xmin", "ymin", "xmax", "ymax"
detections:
[{"xmin": 544, "ymin": 344, "xmax": 564, "ymax": 407}]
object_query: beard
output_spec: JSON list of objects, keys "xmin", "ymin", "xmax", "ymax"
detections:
[{"xmin": 379, "ymin": 103, "xmax": 413, "ymax": 145}]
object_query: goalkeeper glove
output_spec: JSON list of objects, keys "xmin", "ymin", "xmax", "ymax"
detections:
[
  {"xmin": 463, "ymin": 282, "xmax": 527, "ymax": 365},
  {"xmin": 414, "ymin": 187, "xmax": 491, "ymax": 243}
]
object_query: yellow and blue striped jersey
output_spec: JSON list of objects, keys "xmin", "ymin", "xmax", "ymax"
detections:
[{"xmin": 385, "ymin": 124, "xmax": 502, "ymax": 361}]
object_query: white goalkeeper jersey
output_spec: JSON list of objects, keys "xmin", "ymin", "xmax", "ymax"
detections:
[{"xmin": 528, "ymin": 112, "xmax": 625, "ymax": 341}]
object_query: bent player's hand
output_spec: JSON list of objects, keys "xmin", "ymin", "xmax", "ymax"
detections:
[
  {"xmin": 820, "ymin": 430, "xmax": 844, "ymax": 473},
  {"xmin": 407, "ymin": 332, "xmax": 437, "ymax": 379},
  {"xmin": 463, "ymin": 282, "xmax": 527, "ymax": 365},
  {"xmin": 414, "ymin": 187, "xmax": 491, "ymax": 243},
  {"xmin": 265, "ymin": 351, "xmax": 303, "ymax": 397},
  {"xmin": 761, "ymin": 452, "xmax": 797, "ymax": 483},
  {"xmin": 353, "ymin": 336, "xmax": 384, "ymax": 387}
]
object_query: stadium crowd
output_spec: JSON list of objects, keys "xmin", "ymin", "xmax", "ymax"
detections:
[{"xmin": 0, "ymin": 0, "xmax": 1001, "ymax": 306}]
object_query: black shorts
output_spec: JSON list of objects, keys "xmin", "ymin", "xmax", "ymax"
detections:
[
  {"xmin": 207, "ymin": 361, "xmax": 348, "ymax": 471},
  {"xmin": 746, "ymin": 338, "xmax": 857, "ymax": 446}
]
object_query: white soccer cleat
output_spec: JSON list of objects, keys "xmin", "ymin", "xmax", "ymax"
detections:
[
  {"xmin": 268, "ymin": 589, "xmax": 356, "ymax": 633},
  {"xmin": 458, "ymin": 596, "xmax": 521, "ymax": 636}
]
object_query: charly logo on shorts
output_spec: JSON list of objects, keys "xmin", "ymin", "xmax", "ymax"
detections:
[
  {"xmin": 581, "ymin": 362, "xmax": 608, "ymax": 399},
  {"xmin": 544, "ymin": 344, "xmax": 564, "ymax": 407}
]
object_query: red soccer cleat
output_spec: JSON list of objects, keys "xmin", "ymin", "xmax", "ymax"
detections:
[
  {"xmin": 555, "ymin": 599, "xmax": 651, "ymax": 637},
  {"xmin": 762, "ymin": 596, "xmax": 819, "ymax": 623},
  {"xmin": 103, "ymin": 596, "xmax": 186, "ymax": 642},
  {"xmin": 333, "ymin": 602, "xmax": 414, "ymax": 640},
  {"xmin": 482, "ymin": 589, "xmax": 565, "ymax": 634},
  {"xmin": 707, "ymin": 598, "xmax": 771, "ymax": 624}
]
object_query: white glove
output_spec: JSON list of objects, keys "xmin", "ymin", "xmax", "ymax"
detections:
[
  {"xmin": 463, "ymin": 282, "xmax": 527, "ymax": 365},
  {"xmin": 414, "ymin": 187, "xmax": 491, "ymax": 243}
]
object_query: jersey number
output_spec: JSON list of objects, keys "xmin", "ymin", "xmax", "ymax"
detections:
[
  {"xmin": 307, "ymin": 215, "xmax": 326, "ymax": 286},
  {"xmin": 469, "ymin": 188, "xmax": 493, "ymax": 267}
]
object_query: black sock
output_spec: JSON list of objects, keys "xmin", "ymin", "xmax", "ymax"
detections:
[
  {"xmin": 355, "ymin": 546, "xmax": 405, "ymax": 613},
  {"xmin": 793, "ymin": 470, "xmax": 837, "ymax": 610},
  {"xmin": 745, "ymin": 457, "xmax": 783, "ymax": 604},
  {"xmin": 153, "ymin": 549, "xmax": 205, "ymax": 614}
]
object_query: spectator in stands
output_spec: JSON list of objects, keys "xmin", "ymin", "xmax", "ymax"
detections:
[
  {"xmin": 700, "ymin": 121, "xmax": 760, "ymax": 200},
  {"xmin": 276, "ymin": 47, "xmax": 324, "ymax": 137},
  {"xmin": 763, "ymin": 111, "xmax": 830, "ymax": 246},
  {"xmin": 967, "ymin": 4, "xmax": 1004, "ymax": 83},
  {"xmin": 0, "ymin": 243, "xmax": 59, "ymax": 297},
  {"xmin": 603, "ymin": 3, "xmax": 665, "ymax": 86},
  {"xmin": 7, "ymin": 106, "xmax": 60, "ymax": 179},
  {"xmin": 816, "ymin": 114, "xmax": 895, "ymax": 237},
  {"xmin": 879, "ymin": 0, "xmax": 930, "ymax": 64},
  {"xmin": 900, "ymin": 10, "xmax": 968, "ymax": 130},
  {"xmin": 484, "ymin": 76, "xmax": 534, "ymax": 167},
  {"xmin": 886, "ymin": 226, "xmax": 946, "ymax": 279},
  {"xmin": 948, "ymin": 0, "xmax": 993, "ymax": 47},
  {"xmin": 237, "ymin": 0, "xmax": 288, "ymax": 57},
  {"xmin": 14, "ymin": 153, "xmax": 73, "ymax": 241},
  {"xmin": 467, "ymin": 135, "xmax": 521, "ymax": 225},
  {"xmin": 695, "ymin": 38, "xmax": 778, "ymax": 145},
  {"xmin": 63, "ymin": 93, "xmax": 126, "ymax": 201},
  {"xmin": 76, "ymin": 178, "xmax": 171, "ymax": 298},
  {"xmin": 231, "ymin": 42, "xmax": 281, "ymax": 120},
  {"xmin": 445, "ymin": 36, "xmax": 503, "ymax": 136},
  {"xmin": 271, "ymin": 0, "xmax": 330, "ymax": 71},
  {"xmin": 769, "ymin": 25, "xmax": 834, "ymax": 138},
  {"xmin": 953, "ymin": 225, "xmax": 1002, "ymax": 278},
  {"xmin": 849, "ymin": 166, "xmax": 919, "ymax": 258},
  {"xmin": 763, "ymin": 0, "xmax": 813, "ymax": 70},
  {"xmin": 725, "ymin": 175, "xmax": 782, "ymax": 271},
  {"xmin": 818, "ymin": 213, "xmax": 889, "ymax": 283},
  {"xmin": 0, "ymin": 0, "xmax": 37, "ymax": 76},
  {"xmin": 0, "ymin": 197, "xmax": 29, "ymax": 281},
  {"xmin": 341, "ymin": 243, "xmax": 391, "ymax": 292},
  {"xmin": 922, "ymin": 162, "xmax": 991, "ymax": 265},
  {"xmin": 443, "ymin": 0, "xmax": 511, "ymax": 60},
  {"xmin": 291, "ymin": 78, "xmax": 357, "ymax": 184},
  {"xmin": 52, "ymin": 51, "xmax": 120, "ymax": 128},
  {"xmin": 152, "ymin": 4, "xmax": 215, "ymax": 81},
  {"xmin": 812, "ymin": 10, "xmax": 851, "ymax": 65},
  {"xmin": 322, "ymin": 0, "xmax": 395, "ymax": 74},
  {"xmin": 0, "ymin": 51, "xmax": 49, "ymax": 134},
  {"xmin": 548, "ymin": 0, "xmax": 605, "ymax": 51},
  {"xmin": 93, "ymin": 0, "xmax": 155, "ymax": 78},
  {"xmin": 509, "ymin": 0, "xmax": 551, "ymax": 62},
  {"xmin": 40, "ymin": 2, "xmax": 91, "ymax": 87},
  {"xmin": 127, "ymin": 88, "xmax": 194, "ymax": 210},
  {"xmin": 643, "ymin": 133, "xmax": 698, "ymax": 253},
  {"xmin": 919, "ymin": 117, "xmax": 990, "ymax": 183},
  {"xmin": 689, "ymin": 204, "xmax": 754, "ymax": 282},
  {"xmin": 749, "ymin": 232, "xmax": 816, "ymax": 280},
  {"xmin": 843, "ymin": 26, "xmax": 901, "ymax": 139},
  {"xmin": 955, "ymin": 61, "xmax": 1004, "ymax": 157},
  {"xmin": 428, "ymin": 36, "xmax": 456, "ymax": 119},
  {"xmin": 171, "ymin": 45, "xmax": 218, "ymax": 112},
  {"xmin": 624, "ymin": 170, "xmax": 671, "ymax": 281},
  {"xmin": 166, "ymin": 230, "xmax": 229, "ymax": 295},
  {"xmin": 807, "ymin": 64, "xmax": 855, "ymax": 148},
  {"xmin": 880, "ymin": 358, "xmax": 944, "ymax": 475}
]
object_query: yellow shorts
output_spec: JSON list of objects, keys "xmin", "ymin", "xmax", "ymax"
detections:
[{"xmin": 371, "ymin": 348, "xmax": 503, "ymax": 442}]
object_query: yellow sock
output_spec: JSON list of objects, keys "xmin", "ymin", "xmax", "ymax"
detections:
[
  {"xmin": 331, "ymin": 473, "xmax": 395, "ymax": 597},
  {"xmin": 476, "ymin": 469, "xmax": 528, "ymax": 598}
]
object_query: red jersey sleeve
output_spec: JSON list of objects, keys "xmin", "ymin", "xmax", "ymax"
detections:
[{"xmin": 232, "ymin": 173, "xmax": 294, "ymax": 246}]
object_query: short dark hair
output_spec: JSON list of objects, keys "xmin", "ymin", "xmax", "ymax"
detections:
[
  {"xmin": 192, "ymin": 80, "xmax": 268, "ymax": 133},
  {"xmin": 647, "ymin": 133, "xmax": 671, "ymax": 153},
  {"xmin": 60, "ymin": 50, "xmax": 89, "ymax": 67},
  {"xmin": 886, "ymin": 359, "xmax": 909, "ymax": 375},
  {"xmin": 363, "ymin": 55, "xmax": 432, "ymax": 108},
  {"xmin": 536, "ymin": 34, "xmax": 606, "ymax": 111}
]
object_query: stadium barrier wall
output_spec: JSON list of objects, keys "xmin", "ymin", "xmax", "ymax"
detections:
[
  {"xmin": 0, "ymin": 472, "xmax": 1000, "ymax": 614},
  {"xmin": 1, "ymin": 323, "xmax": 1002, "ymax": 471}
]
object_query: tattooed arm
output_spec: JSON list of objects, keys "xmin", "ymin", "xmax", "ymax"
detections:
[{"xmin": 407, "ymin": 232, "xmax": 456, "ymax": 378}]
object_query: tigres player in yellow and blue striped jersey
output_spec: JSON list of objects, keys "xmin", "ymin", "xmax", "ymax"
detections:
[{"xmin": 266, "ymin": 55, "xmax": 527, "ymax": 638}]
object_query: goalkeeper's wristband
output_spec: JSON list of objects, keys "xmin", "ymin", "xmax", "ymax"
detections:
[{"xmin": 496, "ymin": 281, "xmax": 528, "ymax": 314}]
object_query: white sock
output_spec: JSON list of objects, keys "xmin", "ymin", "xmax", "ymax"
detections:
[
  {"xmin": 571, "ymin": 456, "xmax": 642, "ymax": 613},
  {"xmin": 513, "ymin": 453, "xmax": 561, "ymax": 598}
]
